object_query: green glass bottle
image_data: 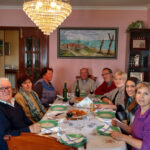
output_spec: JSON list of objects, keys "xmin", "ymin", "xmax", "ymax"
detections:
[
  {"xmin": 63, "ymin": 82, "xmax": 68, "ymax": 102},
  {"xmin": 75, "ymin": 80, "xmax": 80, "ymax": 97}
]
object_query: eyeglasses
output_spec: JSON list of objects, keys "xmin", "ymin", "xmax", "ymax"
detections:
[
  {"xmin": 0, "ymin": 86, "xmax": 12, "ymax": 92},
  {"xmin": 102, "ymin": 73, "xmax": 110, "ymax": 76}
]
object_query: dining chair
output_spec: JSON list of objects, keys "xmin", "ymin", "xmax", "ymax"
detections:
[
  {"xmin": 4, "ymin": 132, "xmax": 77, "ymax": 150},
  {"xmin": 76, "ymin": 75, "xmax": 97, "ymax": 81}
]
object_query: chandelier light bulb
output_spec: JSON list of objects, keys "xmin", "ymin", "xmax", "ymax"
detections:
[
  {"xmin": 50, "ymin": 1, "xmax": 56, "ymax": 8},
  {"xmin": 57, "ymin": 5, "xmax": 61, "ymax": 10}
]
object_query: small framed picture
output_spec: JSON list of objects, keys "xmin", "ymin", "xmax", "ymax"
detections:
[
  {"xmin": 132, "ymin": 39, "xmax": 147, "ymax": 50},
  {"xmin": 0, "ymin": 40, "xmax": 3, "ymax": 56},
  {"xmin": 4, "ymin": 42, "xmax": 10, "ymax": 55},
  {"xmin": 130, "ymin": 72, "xmax": 144, "ymax": 81}
]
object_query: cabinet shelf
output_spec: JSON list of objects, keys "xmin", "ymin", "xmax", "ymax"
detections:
[
  {"xmin": 129, "ymin": 67, "xmax": 148, "ymax": 72},
  {"xmin": 130, "ymin": 50, "xmax": 149, "ymax": 55}
]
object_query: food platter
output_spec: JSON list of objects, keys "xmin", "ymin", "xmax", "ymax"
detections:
[
  {"xmin": 75, "ymin": 97, "xmax": 84, "ymax": 102},
  {"xmin": 66, "ymin": 109, "xmax": 87, "ymax": 120}
]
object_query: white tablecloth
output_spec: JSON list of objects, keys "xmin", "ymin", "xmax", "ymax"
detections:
[{"xmin": 42, "ymin": 98, "xmax": 127, "ymax": 150}]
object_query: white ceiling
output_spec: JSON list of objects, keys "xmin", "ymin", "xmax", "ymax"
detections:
[{"xmin": 0, "ymin": 0, "xmax": 150, "ymax": 9}]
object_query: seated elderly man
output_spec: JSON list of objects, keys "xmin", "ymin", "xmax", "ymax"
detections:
[
  {"xmin": 0, "ymin": 78, "xmax": 41, "ymax": 150},
  {"xmin": 95, "ymin": 68, "xmax": 116, "ymax": 95},
  {"xmin": 72, "ymin": 68, "xmax": 96, "ymax": 95}
]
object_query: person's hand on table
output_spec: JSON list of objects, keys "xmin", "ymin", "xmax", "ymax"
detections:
[
  {"xmin": 111, "ymin": 118, "xmax": 121, "ymax": 127},
  {"xmin": 101, "ymin": 97, "xmax": 113, "ymax": 104},
  {"xmin": 96, "ymin": 104, "xmax": 109, "ymax": 109},
  {"xmin": 112, "ymin": 119, "xmax": 132, "ymax": 134},
  {"xmin": 96, "ymin": 103, "xmax": 117, "ymax": 110},
  {"xmin": 29, "ymin": 123, "xmax": 41, "ymax": 133},
  {"xmin": 111, "ymin": 119, "xmax": 118, "ymax": 126},
  {"xmin": 111, "ymin": 131, "xmax": 124, "ymax": 141}
]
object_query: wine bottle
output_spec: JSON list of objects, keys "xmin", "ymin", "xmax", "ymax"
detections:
[
  {"xmin": 75, "ymin": 80, "xmax": 80, "ymax": 97},
  {"xmin": 63, "ymin": 82, "xmax": 68, "ymax": 102}
]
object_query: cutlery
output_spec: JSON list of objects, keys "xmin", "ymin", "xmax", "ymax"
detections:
[{"xmin": 55, "ymin": 113, "xmax": 64, "ymax": 117}]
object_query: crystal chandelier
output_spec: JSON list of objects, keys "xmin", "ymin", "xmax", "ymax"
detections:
[{"xmin": 23, "ymin": 0, "xmax": 72, "ymax": 35}]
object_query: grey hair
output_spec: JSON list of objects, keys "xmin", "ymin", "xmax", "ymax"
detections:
[{"xmin": 0, "ymin": 77, "xmax": 11, "ymax": 86}]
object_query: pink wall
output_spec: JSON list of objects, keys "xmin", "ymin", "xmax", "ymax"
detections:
[
  {"xmin": 0, "ymin": 9, "xmax": 35, "ymax": 27},
  {"xmin": 49, "ymin": 10, "xmax": 148, "ymax": 91},
  {"xmin": 0, "ymin": 9, "xmax": 148, "ymax": 91}
]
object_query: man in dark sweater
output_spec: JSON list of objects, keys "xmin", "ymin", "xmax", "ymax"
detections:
[
  {"xmin": 0, "ymin": 78, "xmax": 41, "ymax": 150},
  {"xmin": 95, "ymin": 68, "xmax": 116, "ymax": 95}
]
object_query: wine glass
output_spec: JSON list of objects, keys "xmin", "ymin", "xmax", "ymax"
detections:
[
  {"xmin": 69, "ymin": 93, "xmax": 75, "ymax": 106},
  {"xmin": 90, "ymin": 89, "xmax": 94, "ymax": 94},
  {"xmin": 69, "ymin": 99, "xmax": 75, "ymax": 106}
]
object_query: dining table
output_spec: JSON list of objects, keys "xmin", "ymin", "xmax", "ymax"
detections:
[{"xmin": 41, "ymin": 96, "xmax": 127, "ymax": 150}]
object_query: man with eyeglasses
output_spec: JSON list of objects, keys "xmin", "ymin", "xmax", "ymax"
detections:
[
  {"xmin": 0, "ymin": 78, "xmax": 41, "ymax": 150},
  {"xmin": 95, "ymin": 68, "xmax": 116, "ymax": 95}
]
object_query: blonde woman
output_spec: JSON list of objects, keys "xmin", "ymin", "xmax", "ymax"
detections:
[
  {"xmin": 97, "ymin": 71, "xmax": 127, "ymax": 111},
  {"xmin": 111, "ymin": 82, "xmax": 150, "ymax": 150}
]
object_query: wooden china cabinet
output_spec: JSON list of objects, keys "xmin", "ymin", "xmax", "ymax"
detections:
[
  {"xmin": 19, "ymin": 27, "xmax": 49, "ymax": 83},
  {"xmin": 127, "ymin": 29, "xmax": 150, "ymax": 81},
  {"xmin": 0, "ymin": 27, "xmax": 48, "ymax": 93}
]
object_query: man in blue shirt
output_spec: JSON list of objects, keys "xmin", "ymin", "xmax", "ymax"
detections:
[{"xmin": 0, "ymin": 78, "xmax": 41, "ymax": 150}]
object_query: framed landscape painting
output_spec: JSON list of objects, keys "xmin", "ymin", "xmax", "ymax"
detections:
[{"xmin": 58, "ymin": 27, "xmax": 118, "ymax": 59}]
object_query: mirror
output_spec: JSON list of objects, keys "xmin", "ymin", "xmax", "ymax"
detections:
[
  {"xmin": 0, "ymin": 29, "xmax": 19, "ymax": 93},
  {"xmin": 0, "ymin": 30, "xmax": 5, "ymax": 77}
]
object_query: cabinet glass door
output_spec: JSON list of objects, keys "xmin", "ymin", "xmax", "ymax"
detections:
[
  {"xmin": 25, "ymin": 37, "xmax": 40, "ymax": 82},
  {"xmin": 19, "ymin": 28, "xmax": 49, "ymax": 83}
]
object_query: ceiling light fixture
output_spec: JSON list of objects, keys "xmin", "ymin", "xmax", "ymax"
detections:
[{"xmin": 23, "ymin": 0, "xmax": 72, "ymax": 35}]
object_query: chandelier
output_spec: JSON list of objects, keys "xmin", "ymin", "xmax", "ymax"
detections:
[{"xmin": 23, "ymin": 0, "xmax": 72, "ymax": 35}]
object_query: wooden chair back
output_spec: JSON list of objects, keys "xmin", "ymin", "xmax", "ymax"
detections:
[
  {"xmin": 4, "ymin": 132, "xmax": 77, "ymax": 150},
  {"xmin": 76, "ymin": 75, "xmax": 97, "ymax": 81}
]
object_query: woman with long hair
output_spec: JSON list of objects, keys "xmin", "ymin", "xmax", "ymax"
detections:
[{"xmin": 124, "ymin": 77, "xmax": 140, "ymax": 124}]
